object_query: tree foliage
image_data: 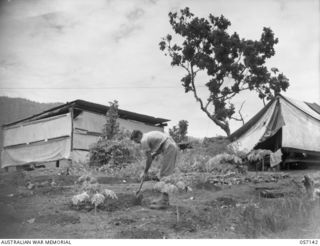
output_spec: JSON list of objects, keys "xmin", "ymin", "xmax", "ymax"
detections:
[
  {"xmin": 169, "ymin": 120, "xmax": 189, "ymax": 143},
  {"xmin": 103, "ymin": 100, "xmax": 120, "ymax": 140},
  {"xmin": 159, "ymin": 7, "xmax": 289, "ymax": 136}
]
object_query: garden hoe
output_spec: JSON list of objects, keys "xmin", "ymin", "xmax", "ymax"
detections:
[{"xmin": 133, "ymin": 178, "xmax": 144, "ymax": 205}]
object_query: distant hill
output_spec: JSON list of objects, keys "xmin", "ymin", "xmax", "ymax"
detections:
[
  {"xmin": 0, "ymin": 97, "xmax": 62, "ymax": 126},
  {"xmin": 0, "ymin": 97, "xmax": 63, "ymax": 160}
]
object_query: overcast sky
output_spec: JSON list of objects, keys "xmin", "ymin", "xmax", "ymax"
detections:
[{"xmin": 0, "ymin": 0, "xmax": 319, "ymax": 138}]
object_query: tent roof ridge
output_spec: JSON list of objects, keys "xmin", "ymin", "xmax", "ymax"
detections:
[{"xmin": 279, "ymin": 95, "xmax": 320, "ymax": 122}]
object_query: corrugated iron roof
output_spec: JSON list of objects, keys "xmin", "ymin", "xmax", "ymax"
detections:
[{"xmin": 3, "ymin": 99, "xmax": 170, "ymax": 127}]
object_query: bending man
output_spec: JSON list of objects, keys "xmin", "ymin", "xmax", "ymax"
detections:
[{"xmin": 130, "ymin": 130, "xmax": 178, "ymax": 209}]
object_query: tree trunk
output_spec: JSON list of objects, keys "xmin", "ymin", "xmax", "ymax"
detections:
[{"xmin": 212, "ymin": 118, "xmax": 231, "ymax": 137}]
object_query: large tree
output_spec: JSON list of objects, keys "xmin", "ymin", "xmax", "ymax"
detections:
[{"xmin": 159, "ymin": 7, "xmax": 289, "ymax": 137}]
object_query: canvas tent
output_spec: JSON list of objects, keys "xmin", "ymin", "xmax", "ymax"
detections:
[
  {"xmin": 229, "ymin": 94, "xmax": 320, "ymax": 166},
  {"xmin": 1, "ymin": 100, "xmax": 169, "ymax": 168}
]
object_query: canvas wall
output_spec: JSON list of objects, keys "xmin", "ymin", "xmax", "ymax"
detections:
[
  {"xmin": 281, "ymin": 98, "xmax": 320, "ymax": 152},
  {"xmin": 1, "ymin": 113, "xmax": 72, "ymax": 167}
]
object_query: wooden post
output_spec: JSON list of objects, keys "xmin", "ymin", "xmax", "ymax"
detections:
[
  {"xmin": 68, "ymin": 106, "xmax": 74, "ymax": 174},
  {"xmin": 69, "ymin": 107, "xmax": 74, "ymax": 153},
  {"xmin": 262, "ymin": 158, "xmax": 264, "ymax": 171},
  {"xmin": 69, "ymin": 106, "xmax": 74, "ymax": 168},
  {"xmin": 56, "ymin": 160, "xmax": 60, "ymax": 168}
]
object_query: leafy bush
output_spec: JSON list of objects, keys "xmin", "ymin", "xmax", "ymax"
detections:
[
  {"xmin": 205, "ymin": 153, "xmax": 246, "ymax": 174},
  {"xmin": 176, "ymin": 137, "xmax": 240, "ymax": 173},
  {"xmin": 89, "ymin": 101, "xmax": 143, "ymax": 169},
  {"xmin": 177, "ymin": 149, "xmax": 211, "ymax": 173},
  {"xmin": 90, "ymin": 138, "xmax": 132, "ymax": 168}
]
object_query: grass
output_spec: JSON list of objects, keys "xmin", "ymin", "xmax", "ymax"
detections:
[{"xmin": 237, "ymin": 196, "xmax": 320, "ymax": 238}]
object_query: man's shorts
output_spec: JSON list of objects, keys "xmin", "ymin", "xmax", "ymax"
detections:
[{"xmin": 159, "ymin": 139, "xmax": 178, "ymax": 178}]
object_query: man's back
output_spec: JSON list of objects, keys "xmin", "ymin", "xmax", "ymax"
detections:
[{"xmin": 141, "ymin": 131, "xmax": 170, "ymax": 153}]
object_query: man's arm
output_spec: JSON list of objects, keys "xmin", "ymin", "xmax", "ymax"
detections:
[
  {"xmin": 143, "ymin": 151, "xmax": 153, "ymax": 176},
  {"xmin": 151, "ymin": 137, "xmax": 168, "ymax": 160}
]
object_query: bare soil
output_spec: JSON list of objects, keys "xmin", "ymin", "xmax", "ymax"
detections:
[{"xmin": 0, "ymin": 169, "xmax": 320, "ymax": 239}]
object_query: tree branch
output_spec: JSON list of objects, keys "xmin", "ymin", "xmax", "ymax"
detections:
[
  {"xmin": 231, "ymin": 101, "xmax": 245, "ymax": 125},
  {"xmin": 189, "ymin": 66, "xmax": 231, "ymax": 136}
]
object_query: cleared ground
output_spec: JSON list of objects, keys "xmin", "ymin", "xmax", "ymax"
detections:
[{"xmin": 0, "ymin": 168, "xmax": 320, "ymax": 239}]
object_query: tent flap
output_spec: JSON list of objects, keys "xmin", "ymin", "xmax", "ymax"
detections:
[{"xmin": 229, "ymin": 99, "xmax": 277, "ymax": 153}]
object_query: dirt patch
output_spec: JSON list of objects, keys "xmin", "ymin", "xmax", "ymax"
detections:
[
  {"xmin": 0, "ymin": 204, "xmax": 23, "ymax": 224},
  {"xmin": 96, "ymin": 176, "xmax": 136, "ymax": 184},
  {"xmin": 35, "ymin": 186, "xmax": 72, "ymax": 196},
  {"xmin": 194, "ymin": 181, "xmax": 222, "ymax": 191},
  {"xmin": 171, "ymin": 220, "xmax": 198, "ymax": 233},
  {"xmin": 36, "ymin": 213, "xmax": 80, "ymax": 225},
  {"xmin": 254, "ymin": 182, "xmax": 301, "ymax": 199},
  {"xmin": 0, "ymin": 172, "xmax": 26, "ymax": 187},
  {"xmin": 115, "ymin": 228, "xmax": 166, "ymax": 239},
  {"xmin": 30, "ymin": 175, "xmax": 78, "ymax": 186},
  {"xmin": 110, "ymin": 217, "xmax": 136, "ymax": 226},
  {"xmin": 169, "ymin": 206, "xmax": 211, "ymax": 233},
  {"xmin": 101, "ymin": 193, "xmax": 145, "ymax": 211},
  {"xmin": 205, "ymin": 197, "xmax": 238, "ymax": 207}
]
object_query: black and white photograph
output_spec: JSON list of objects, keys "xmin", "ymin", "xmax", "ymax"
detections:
[{"xmin": 0, "ymin": 0, "xmax": 319, "ymax": 240}]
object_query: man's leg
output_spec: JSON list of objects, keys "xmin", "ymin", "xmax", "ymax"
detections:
[{"xmin": 150, "ymin": 143, "xmax": 178, "ymax": 209}]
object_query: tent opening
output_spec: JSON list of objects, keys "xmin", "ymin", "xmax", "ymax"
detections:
[{"xmin": 254, "ymin": 129, "xmax": 282, "ymax": 152}]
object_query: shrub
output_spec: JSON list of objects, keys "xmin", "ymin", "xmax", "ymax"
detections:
[
  {"xmin": 89, "ymin": 101, "xmax": 143, "ymax": 169},
  {"xmin": 177, "ymin": 148, "xmax": 211, "ymax": 173},
  {"xmin": 90, "ymin": 138, "xmax": 132, "ymax": 168},
  {"xmin": 205, "ymin": 153, "xmax": 246, "ymax": 174},
  {"xmin": 202, "ymin": 136, "xmax": 230, "ymax": 156},
  {"xmin": 176, "ymin": 137, "xmax": 244, "ymax": 174}
]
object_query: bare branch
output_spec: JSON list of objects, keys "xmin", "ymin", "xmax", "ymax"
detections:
[
  {"xmin": 231, "ymin": 101, "xmax": 245, "ymax": 125},
  {"xmin": 238, "ymin": 101, "xmax": 245, "ymax": 125},
  {"xmin": 204, "ymin": 98, "xmax": 212, "ymax": 110},
  {"xmin": 189, "ymin": 66, "xmax": 231, "ymax": 136}
]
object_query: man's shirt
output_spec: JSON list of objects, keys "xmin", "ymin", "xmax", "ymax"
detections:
[{"xmin": 141, "ymin": 131, "xmax": 169, "ymax": 153}]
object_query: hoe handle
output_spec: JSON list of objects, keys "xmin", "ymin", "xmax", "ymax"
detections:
[{"xmin": 136, "ymin": 179, "xmax": 144, "ymax": 196}]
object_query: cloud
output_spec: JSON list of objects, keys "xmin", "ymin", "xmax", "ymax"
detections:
[
  {"xmin": 126, "ymin": 8, "xmax": 145, "ymax": 20},
  {"xmin": 112, "ymin": 23, "xmax": 142, "ymax": 42},
  {"xmin": 0, "ymin": 0, "xmax": 318, "ymax": 137}
]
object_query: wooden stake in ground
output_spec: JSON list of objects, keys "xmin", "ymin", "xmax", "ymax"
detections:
[{"xmin": 303, "ymin": 175, "xmax": 314, "ymax": 199}]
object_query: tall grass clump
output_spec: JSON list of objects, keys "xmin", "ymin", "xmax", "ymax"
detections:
[{"xmin": 239, "ymin": 196, "xmax": 318, "ymax": 238}]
